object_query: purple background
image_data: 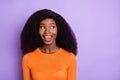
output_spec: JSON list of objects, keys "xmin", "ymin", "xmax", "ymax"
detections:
[{"xmin": 0, "ymin": 0, "xmax": 120, "ymax": 80}]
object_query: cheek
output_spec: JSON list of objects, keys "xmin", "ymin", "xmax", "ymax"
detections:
[
  {"xmin": 52, "ymin": 30, "xmax": 57, "ymax": 37},
  {"xmin": 52, "ymin": 29, "xmax": 57, "ymax": 34},
  {"xmin": 39, "ymin": 30, "xmax": 44, "ymax": 37}
]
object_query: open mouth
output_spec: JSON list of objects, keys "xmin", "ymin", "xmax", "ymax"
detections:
[{"xmin": 43, "ymin": 35, "xmax": 52, "ymax": 42}]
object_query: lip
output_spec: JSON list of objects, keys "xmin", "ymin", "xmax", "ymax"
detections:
[{"xmin": 43, "ymin": 35, "xmax": 52, "ymax": 42}]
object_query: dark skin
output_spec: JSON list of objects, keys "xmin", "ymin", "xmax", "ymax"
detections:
[{"xmin": 39, "ymin": 18, "xmax": 59, "ymax": 54}]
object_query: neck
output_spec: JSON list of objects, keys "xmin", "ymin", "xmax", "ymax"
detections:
[{"xmin": 40, "ymin": 43, "xmax": 59, "ymax": 54}]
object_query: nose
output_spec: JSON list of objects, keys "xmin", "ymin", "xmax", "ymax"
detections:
[{"xmin": 44, "ymin": 27, "xmax": 50, "ymax": 34}]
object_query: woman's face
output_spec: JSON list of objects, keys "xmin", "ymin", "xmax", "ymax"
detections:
[{"xmin": 39, "ymin": 18, "xmax": 57, "ymax": 45}]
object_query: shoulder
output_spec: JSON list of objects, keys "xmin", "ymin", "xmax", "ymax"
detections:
[
  {"xmin": 60, "ymin": 48, "xmax": 76, "ymax": 60},
  {"xmin": 22, "ymin": 48, "xmax": 38, "ymax": 68},
  {"xmin": 60, "ymin": 48, "xmax": 76, "ymax": 68},
  {"xmin": 60, "ymin": 48, "xmax": 75, "ymax": 56},
  {"xmin": 22, "ymin": 48, "xmax": 38, "ymax": 60}
]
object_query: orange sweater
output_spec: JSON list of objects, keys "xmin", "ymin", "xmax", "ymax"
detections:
[{"xmin": 22, "ymin": 48, "xmax": 76, "ymax": 80}]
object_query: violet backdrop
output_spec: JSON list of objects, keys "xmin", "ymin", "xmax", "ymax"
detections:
[{"xmin": 0, "ymin": 0, "xmax": 120, "ymax": 80}]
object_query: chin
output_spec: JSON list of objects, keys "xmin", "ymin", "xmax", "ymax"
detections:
[{"xmin": 44, "ymin": 42, "xmax": 53, "ymax": 45}]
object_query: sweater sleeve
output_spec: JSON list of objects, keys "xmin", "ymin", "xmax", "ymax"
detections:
[
  {"xmin": 67, "ymin": 53, "xmax": 77, "ymax": 80},
  {"xmin": 22, "ymin": 55, "xmax": 31, "ymax": 80}
]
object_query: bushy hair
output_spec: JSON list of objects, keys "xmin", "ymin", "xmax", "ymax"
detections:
[{"xmin": 21, "ymin": 9, "xmax": 77, "ymax": 55}]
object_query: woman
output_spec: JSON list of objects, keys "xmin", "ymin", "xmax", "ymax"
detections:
[{"xmin": 21, "ymin": 9, "xmax": 77, "ymax": 80}]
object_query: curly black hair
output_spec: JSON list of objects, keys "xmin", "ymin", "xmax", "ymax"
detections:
[{"xmin": 20, "ymin": 9, "xmax": 77, "ymax": 55}]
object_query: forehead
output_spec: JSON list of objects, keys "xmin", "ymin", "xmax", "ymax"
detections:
[{"xmin": 40, "ymin": 18, "xmax": 56, "ymax": 24}]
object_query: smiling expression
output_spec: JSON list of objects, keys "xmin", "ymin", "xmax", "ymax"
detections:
[{"xmin": 39, "ymin": 18, "xmax": 57, "ymax": 45}]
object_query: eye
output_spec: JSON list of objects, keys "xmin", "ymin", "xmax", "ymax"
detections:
[
  {"xmin": 39, "ymin": 26, "xmax": 45, "ymax": 30},
  {"xmin": 50, "ymin": 26, "xmax": 56, "ymax": 29}
]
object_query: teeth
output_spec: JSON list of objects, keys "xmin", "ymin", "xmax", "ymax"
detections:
[
  {"xmin": 43, "ymin": 35, "xmax": 52, "ymax": 42},
  {"xmin": 44, "ymin": 35, "xmax": 51, "ymax": 38}
]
